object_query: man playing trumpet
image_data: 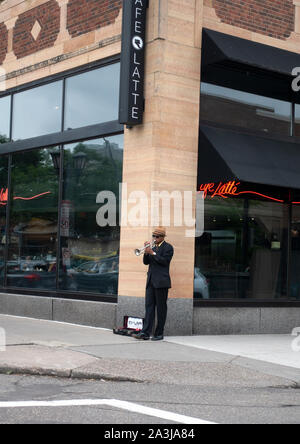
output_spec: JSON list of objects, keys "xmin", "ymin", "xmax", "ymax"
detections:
[{"xmin": 133, "ymin": 227, "xmax": 174, "ymax": 341}]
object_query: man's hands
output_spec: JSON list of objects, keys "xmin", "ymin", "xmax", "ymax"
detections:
[{"xmin": 144, "ymin": 241, "xmax": 155, "ymax": 255}]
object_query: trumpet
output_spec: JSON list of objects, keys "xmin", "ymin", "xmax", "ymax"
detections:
[{"xmin": 134, "ymin": 240, "xmax": 155, "ymax": 256}]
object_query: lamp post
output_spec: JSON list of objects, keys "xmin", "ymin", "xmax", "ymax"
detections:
[
  {"xmin": 73, "ymin": 152, "xmax": 87, "ymax": 172},
  {"xmin": 50, "ymin": 150, "xmax": 87, "ymax": 173},
  {"xmin": 50, "ymin": 148, "xmax": 88, "ymax": 289},
  {"xmin": 50, "ymin": 150, "xmax": 60, "ymax": 174}
]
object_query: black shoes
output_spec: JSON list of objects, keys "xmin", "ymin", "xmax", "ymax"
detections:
[
  {"xmin": 151, "ymin": 335, "xmax": 164, "ymax": 341},
  {"xmin": 132, "ymin": 332, "xmax": 150, "ymax": 340},
  {"xmin": 132, "ymin": 332, "xmax": 164, "ymax": 341}
]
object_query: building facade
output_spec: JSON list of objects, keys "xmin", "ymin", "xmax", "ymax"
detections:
[{"xmin": 0, "ymin": 0, "xmax": 300, "ymax": 334}]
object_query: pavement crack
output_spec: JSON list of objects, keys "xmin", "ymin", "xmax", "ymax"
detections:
[{"xmin": 225, "ymin": 355, "xmax": 241, "ymax": 365}]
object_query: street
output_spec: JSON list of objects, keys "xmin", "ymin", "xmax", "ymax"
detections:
[
  {"xmin": 0, "ymin": 372, "xmax": 300, "ymax": 425},
  {"xmin": 0, "ymin": 315, "xmax": 300, "ymax": 425}
]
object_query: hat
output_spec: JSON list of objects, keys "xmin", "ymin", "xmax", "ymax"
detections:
[{"xmin": 153, "ymin": 227, "xmax": 166, "ymax": 237}]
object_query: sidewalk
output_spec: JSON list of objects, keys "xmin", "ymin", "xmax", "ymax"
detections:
[{"xmin": 0, "ymin": 314, "xmax": 299, "ymax": 387}]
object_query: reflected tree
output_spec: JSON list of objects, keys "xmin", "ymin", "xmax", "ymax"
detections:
[
  {"xmin": 64, "ymin": 140, "xmax": 123, "ymax": 238},
  {"xmin": 0, "ymin": 134, "xmax": 9, "ymax": 144}
]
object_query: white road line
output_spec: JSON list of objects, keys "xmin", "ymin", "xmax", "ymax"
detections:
[
  {"xmin": 0, "ymin": 398, "xmax": 216, "ymax": 424},
  {"xmin": 107, "ymin": 400, "xmax": 216, "ymax": 424}
]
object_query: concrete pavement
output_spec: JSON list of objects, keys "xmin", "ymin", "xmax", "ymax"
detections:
[{"xmin": 0, "ymin": 314, "xmax": 299, "ymax": 387}]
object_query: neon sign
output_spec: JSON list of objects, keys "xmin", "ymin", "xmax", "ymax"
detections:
[
  {"xmin": 0, "ymin": 188, "xmax": 51, "ymax": 206},
  {"xmin": 199, "ymin": 181, "xmax": 240, "ymax": 199},
  {"xmin": 0, "ymin": 188, "xmax": 7, "ymax": 205},
  {"xmin": 198, "ymin": 181, "xmax": 284, "ymax": 203}
]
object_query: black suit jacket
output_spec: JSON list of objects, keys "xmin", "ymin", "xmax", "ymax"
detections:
[{"xmin": 143, "ymin": 241, "xmax": 174, "ymax": 289}]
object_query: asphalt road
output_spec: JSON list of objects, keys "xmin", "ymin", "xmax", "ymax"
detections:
[
  {"xmin": 0, "ymin": 373, "xmax": 300, "ymax": 425},
  {"xmin": 0, "ymin": 315, "xmax": 300, "ymax": 426}
]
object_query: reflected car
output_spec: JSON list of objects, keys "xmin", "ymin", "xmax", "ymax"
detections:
[
  {"xmin": 20, "ymin": 258, "xmax": 47, "ymax": 272},
  {"xmin": 4, "ymin": 260, "xmax": 56, "ymax": 289},
  {"xmin": 73, "ymin": 257, "xmax": 119, "ymax": 295},
  {"xmin": 194, "ymin": 267, "xmax": 209, "ymax": 299}
]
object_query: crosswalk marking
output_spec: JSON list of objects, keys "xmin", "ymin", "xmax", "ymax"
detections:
[{"xmin": 0, "ymin": 398, "xmax": 216, "ymax": 424}]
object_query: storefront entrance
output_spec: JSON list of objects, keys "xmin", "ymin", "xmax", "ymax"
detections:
[
  {"xmin": 195, "ymin": 181, "xmax": 300, "ymax": 300},
  {"xmin": 0, "ymin": 60, "xmax": 123, "ymax": 300},
  {"xmin": 197, "ymin": 29, "xmax": 300, "ymax": 303}
]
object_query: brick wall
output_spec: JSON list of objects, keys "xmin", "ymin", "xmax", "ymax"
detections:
[
  {"xmin": 13, "ymin": 0, "xmax": 61, "ymax": 59},
  {"xmin": 0, "ymin": 0, "xmax": 123, "ymax": 63},
  {"xmin": 67, "ymin": 0, "xmax": 122, "ymax": 38},
  {"xmin": 213, "ymin": 0, "xmax": 295, "ymax": 40},
  {"xmin": 0, "ymin": 22, "xmax": 8, "ymax": 64}
]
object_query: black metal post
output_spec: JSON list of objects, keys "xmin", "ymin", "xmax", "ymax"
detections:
[{"xmin": 3, "ymin": 154, "xmax": 12, "ymax": 287}]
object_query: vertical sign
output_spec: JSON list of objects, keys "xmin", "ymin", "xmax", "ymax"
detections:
[{"xmin": 119, "ymin": 0, "xmax": 148, "ymax": 126}]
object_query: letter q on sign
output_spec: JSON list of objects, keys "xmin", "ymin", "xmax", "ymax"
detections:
[{"xmin": 132, "ymin": 36, "xmax": 144, "ymax": 50}]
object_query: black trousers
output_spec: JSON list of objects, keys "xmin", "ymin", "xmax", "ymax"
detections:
[{"xmin": 142, "ymin": 283, "xmax": 169, "ymax": 337}]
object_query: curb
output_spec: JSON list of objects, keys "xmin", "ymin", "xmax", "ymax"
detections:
[{"xmin": 0, "ymin": 365, "xmax": 146, "ymax": 383}]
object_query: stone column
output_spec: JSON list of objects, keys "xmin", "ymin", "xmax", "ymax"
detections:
[
  {"xmin": 2, "ymin": 17, "xmax": 17, "ymax": 64},
  {"xmin": 55, "ymin": 0, "xmax": 71, "ymax": 44},
  {"xmin": 117, "ymin": 0, "xmax": 202, "ymax": 335},
  {"xmin": 294, "ymin": 1, "xmax": 300, "ymax": 34}
]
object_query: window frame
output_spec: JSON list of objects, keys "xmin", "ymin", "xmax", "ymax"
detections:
[
  {"xmin": 0, "ymin": 55, "xmax": 123, "ymax": 303},
  {"xmin": 200, "ymin": 81, "xmax": 296, "ymax": 139},
  {"xmin": 0, "ymin": 54, "xmax": 122, "ymax": 154},
  {"xmin": 197, "ymin": 80, "xmax": 300, "ymax": 307}
]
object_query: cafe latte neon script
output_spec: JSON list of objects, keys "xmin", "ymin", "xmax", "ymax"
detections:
[
  {"xmin": 199, "ymin": 181, "xmax": 240, "ymax": 199},
  {"xmin": 198, "ymin": 181, "xmax": 285, "ymax": 203}
]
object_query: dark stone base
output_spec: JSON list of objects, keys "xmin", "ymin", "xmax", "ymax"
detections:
[
  {"xmin": 0, "ymin": 293, "xmax": 116, "ymax": 329},
  {"xmin": 116, "ymin": 295, "xmax": 193, "ymax": 336},
  {"xmin": 1, "ymin": 292, "xmax": 299, "ymax": 335},
  {"xmin": 193, "ymin": 307, "xmax": 300, "ymax": 335}
]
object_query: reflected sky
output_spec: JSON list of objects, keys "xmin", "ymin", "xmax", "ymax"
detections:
[
  {"xmin": 12, "ymin": 81, "xmax": 63, "ymax": 141},
  {"xmin": 201, "ymin": 82, "xmax": 291, "ymax": 118},
  {"xmin": 65, "ymin": 134, "xmax": 124, "ymax": 155},
  {"xmin": 294, "ymin": 104, "xmax": 300, "ymax": 123},
  {"xmin": 5, "ymin": 62, "xmax": 120, "ymax": 141},
  {"xmin": 64, "ymin": 64, "xmax": 120, "ymax": 130},
  {"xmin": 0, "ymin": 95, "xmax": 10, "ymax": 140}
]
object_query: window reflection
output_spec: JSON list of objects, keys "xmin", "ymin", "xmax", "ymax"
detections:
[
  {"xmin": 201, "ymin": 83, "xmax": 292, "ymax": 136},
  {"xmin": 64, "ymin": 64, "xmax": 120, "ymax": 130},
  {"xmin": 7, "ymin": 148, "xmax": 59, "ymax": 290},
  {"xmin": 293, "ymin": 105, "xmax": 300, "ymax": 138},
  {"xmin": 195, "ymin": 191, "xmax": 288, "ymax": 299},
  {"xmin": 12, "ymin": 82, "xmax": 62, "ymax": 140},
  {"xmin": 2, "ymin": 62, "xmax": 121, "ymax": 143},
  {"xmin": 0, "ymin": 156, "xmax": 8, "ymax": 287},
  {"xmin": 291, "ymin": 204, "xmax": 300, "ymax": 299},
  {"xmin": 59, "ymin": 135, "xmax": 123, "ymax": 295},
  {"xmin": 0, "ymin": 96, "xmax": 10, "ymax": 142}
]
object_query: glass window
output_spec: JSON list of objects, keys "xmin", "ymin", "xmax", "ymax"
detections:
[
  {"xmin": 64, "ymin": 63, "xmax": 120, "ymax": 130},
  {"xmin": 59, "ymin": 135, "xmax": 123, "ymax": 295},
  {"xmin": 12, "ymin": 82, "xmax": 63, "ymax": 140},
  {"xmin": 0, "ymin": 96, "xmax": 10, "ymax": 142},
  {"xmin": 7, "ymin": 148, "xmax": 59, "ymax": 290},
  {"xmin": 290, "ymin": 204, "xmax": 300, "ymax": 300},
  {"xmin": 201, "ymin": 83, "xmax": 292, "ymax": 137},
  {"xmin": 195, "ymin": 190, "xmax": 289, "ymax": 299},
  {"xmin": 0, "ymin": 156, "xmax": 8, "ymax": 286},
  {"xmin": 294, "ymin": 104, "xmax": 300, "ymax": 137}
]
